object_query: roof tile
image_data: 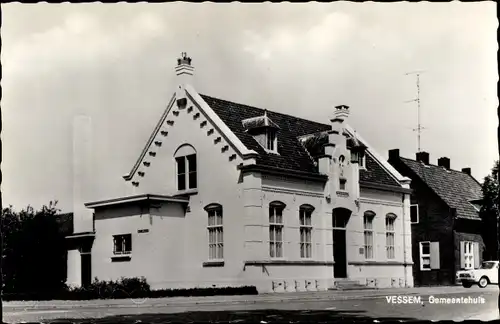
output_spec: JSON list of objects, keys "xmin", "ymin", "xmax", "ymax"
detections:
[
  {"xmin": 399, "ymin": 158, "xmax": 482, "ymax": 220},
  {"xmin": 201, "ymin": 94, "xmax": 400, "ymax": 187}
]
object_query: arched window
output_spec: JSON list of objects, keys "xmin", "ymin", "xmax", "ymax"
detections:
[
  {"xmin": 269, "ymin": 201, "xmax": 286, "ymax": 258},
  {"xmin": 205, "ymin": 203, "xmax": 223, "ymax": 260},
  {"xmin": 363, "ymin": 211, "xmax": 376, "ymax": 259},
  {"xmin": 174, "ymin": 144, "xmax": 197, "ymax": 191},
  {"xmin": 299, "ymin": 204, "xmax": 314, "ymax": 259},
  {"xmin": 385, "ymin": 213, "xmax": 397, "ymax": 259}
]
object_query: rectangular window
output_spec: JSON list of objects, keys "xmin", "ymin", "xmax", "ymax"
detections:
[
  {"xmin": 420, "ymin": 241, "xmax": 431, "ymax": 270},
  {"xmin": 299, "ymin": 209, "xmax": 312, "ymax": 259},
  {"xmin": 187, "ymin": 154, "xmax": 197, "ymax": 189},
  {"xmin": 363, "ymin": 215, "xmax": 374, "ymax": 259},
  {"xmin": 266, "ymin": 129, "xmax": 276, "ymax": 151},
  {"xmin": 410, "ymin": 204, "xmax": 419, "ymax": 224},
  {"xmin": 269, "ymin": 206, "xmax": 284, "ymax": 258},
  {"xmin": 176, "ymin": 157, "xmax": 186, "ymax": 191},
  {"xmin": 177, "ymin": 154, "xmax": 197, "ymax": 191},
  {"xmin": 208, "ymin": 208, "xmax": 223, "ymax": 260},
  {"xmin": 364, "ymin": 231, "xmax": 373, "ymax": 259},
  {"xmin": 359, "ymin": 154, "xmax": 365, "ymax": 168},
  {"xmin": 386, "ymin": 217, "xmax": 395, "ymax": 259},
  {"xmin": 462, "ymin": 241, "xmax": 474, "ymax": 270},
  {"xmin": 339, "ymin": 178, "xmax": 347, "ymax": 191},
  {"xmin": 113, "ymin": 234, "xmax": 132, "ymax": 255}
]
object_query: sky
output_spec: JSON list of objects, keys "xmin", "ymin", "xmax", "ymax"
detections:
[{"xmin": 2, "ymin": 2, "xmax": 498, "ymax": 213}]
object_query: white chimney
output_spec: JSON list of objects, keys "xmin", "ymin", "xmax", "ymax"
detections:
[
  {"xmin": 329, "ymin": 105, "xmax": 350, "ymax": 148},
  {"xmin": 72, "ymin": 115, "xmax": 94, "ymax": 233},
  {"xmin": 175, "ymin": 52, "xmax": 194, "ymax": 107},
  {"xmin": 331, "ymin": 105, "xmax": 349, "ymax": 133}
]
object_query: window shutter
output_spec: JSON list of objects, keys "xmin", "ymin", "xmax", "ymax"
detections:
[
  {"xmin": 460, "ymin": 241, "xmax": 465, "ymax": 269},
  {"xmin": 473, "ymin": 242, "xmax": 480, "ymax": 269},
  {"xmin": 430, "ymin": 242, "xmax": 440, "ymax": 269}
]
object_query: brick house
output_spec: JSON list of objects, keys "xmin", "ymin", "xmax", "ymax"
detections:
[
  {"xmin": 388, "ymin": 150, "xmax": 484, "ymax": 286},
  {"xmin": 65, "ymin": 54, "xmax": 415, "ymax": 292}
]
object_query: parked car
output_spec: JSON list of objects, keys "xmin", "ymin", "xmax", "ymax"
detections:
[{"xmin": 456, "ymin": 261, "xmax": 499, "ymax": 288}]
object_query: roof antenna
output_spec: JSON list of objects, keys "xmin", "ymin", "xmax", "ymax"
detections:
[{"xmin": 404, "ymin": 70, "xmax": 427, "ymax": 153}]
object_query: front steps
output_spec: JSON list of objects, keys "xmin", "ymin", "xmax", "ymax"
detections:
[{"xmin": 330, "ymin": 279, "xmax": 373, "ymax": 291}]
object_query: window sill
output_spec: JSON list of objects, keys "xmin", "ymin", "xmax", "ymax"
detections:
[
  {"xmin": 113, "ymin": 251, "xmax": 132, "ymax": 255},
  {"xmin": 336, "ymin": 191, "xmax": 349, "ymax": 198},
  {"xmin": 264, "ymin": 149, "xmax": 280, "ymax": 155},
  {"xmin": 245, "ymin": 260, "xmax": 335, "ymax": 266},
  {"xmin": 175, "ymin": 189, "xmax": 198, "ymax": 197},
  {"xmin": 349, "ymin": 261, "xmax": 414, "ymax": 266},
  {"xmin": 203, "ymin": 260, "xmax": 225, "ymax": 267},
  {"xmin": 111, "ymin": 255, "xmax": 131, "ymax": 262}
]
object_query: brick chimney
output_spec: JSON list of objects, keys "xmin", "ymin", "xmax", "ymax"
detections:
[
  {"xmin": 388, "ymin": 149, "xmax": 400, "ymax": 161},
  {"xmin": 175, "ymin": 52, "xmax": 194, "ymax": 108},
  {"xmin": 462, "ymin": 168, "xmax": 471, "ymax": 176},
  {"xmin": 416, "ymin": 152, "xmax": 429, "ymax": 165},
  {"xmin": 437, "ymin": 157, "xmax": 450, "ymax": 169}
]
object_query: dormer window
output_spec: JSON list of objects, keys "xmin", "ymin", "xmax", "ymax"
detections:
[
  {"xmin": 266, "ymin": 129, "xmax": 277, "ymax": 151},
  {"xmin": 242, "ymin": 110, "xmax": 280, "ymax": 154},
  {"xmin": 469, "ymin": 200, "xmax": 482, "ymax": 212},
  {"xmin": 359, "ymin": 154, "xmax": 366, "ymax": 168},
  {"xmin": 347, "ymin": 135, "xmax": 367, "ymax": 166}
]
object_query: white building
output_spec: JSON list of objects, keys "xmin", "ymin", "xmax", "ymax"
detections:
[{"xmin": 66, "ymin": 53, "xmax": 414, "ymax": 293}]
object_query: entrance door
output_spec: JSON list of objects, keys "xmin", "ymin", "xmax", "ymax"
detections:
[
  {"xmin": 81, "ymin": 253, "xmax": 92, "ymax": 288},
  {"xmin": 333, "ymin": 229, "xmax": 347, "ymax": 278}
]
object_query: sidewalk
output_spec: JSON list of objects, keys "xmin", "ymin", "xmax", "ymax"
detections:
[{"xmin": 4, "ymin": 286, "xmax": 495, "ymax": 311}]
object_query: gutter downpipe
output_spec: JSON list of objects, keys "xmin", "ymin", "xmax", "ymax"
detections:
[
  {"xmin": 402, "ymin": 194, "xmax": 408, "ymax": 287},
  {"xmin": 400, "ymin": 177, "xmax": 412, "ymax": 288}
]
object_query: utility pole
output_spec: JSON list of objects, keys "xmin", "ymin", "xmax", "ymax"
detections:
[{"xmin": 404, "ymin": 70, "xmax": 426, "ymax": 152}]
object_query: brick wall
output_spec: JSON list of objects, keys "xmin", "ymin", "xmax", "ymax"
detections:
[
  {"xmin": 409, "ymin": 181, "xmax": 455, "ymax": 286},
  {"xmin": 454, "ymin": 217, "xmax": 485, "ymax": 279},
  {"xmin": 388, "ymin": 158, "xmax": 456, "ymax": 286}
]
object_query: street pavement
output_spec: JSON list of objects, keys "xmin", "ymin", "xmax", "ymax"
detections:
[{"xmin": 3, "ymin": 286, "xmax": 499, "ymax": 323}]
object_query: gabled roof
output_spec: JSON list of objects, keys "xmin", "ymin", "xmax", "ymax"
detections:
[
  {"xmin": 201, "ymin": 94, "xmax": 402, "ymax": 188},
  {"xmin": 85, "ymin": 194, "xmax": 190, "ymax": 209},
  {"xmin": 397, "ymin": 157, "xmax": 482, "ymax": 220},
  {"xmin": 122, "ymin": 84, "xmax": 406, "ymax": 191},
  {"xmin": 242, "ymin": 111, "xmax": 280, "ymax": 131},
  {"xmin": 123, "ymin": 86, "xmax": 258, "ymax": 181}
]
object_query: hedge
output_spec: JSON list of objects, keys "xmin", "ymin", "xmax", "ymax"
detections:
[{"xmin": 2, "ymin": 277, "xmax": 258, "ymax": 301}]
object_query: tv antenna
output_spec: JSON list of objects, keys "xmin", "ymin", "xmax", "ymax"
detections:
[{"xmin": 404, "ymin": 70, "xmax": 426, "ymax": 152}]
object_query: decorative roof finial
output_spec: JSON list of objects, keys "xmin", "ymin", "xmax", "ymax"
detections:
[{"xmin": 177, "ymin": 52, "xmax": 192, "ymax": 66}]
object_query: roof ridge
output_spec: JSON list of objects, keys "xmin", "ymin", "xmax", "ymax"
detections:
[
  {"xmin": 397, "ymin": 156, "xmax": 482, "ymax": 219},
  {"xmin": 399, "ymin": 157, "xmax": 473, "ymax": 175},
  {"xmin": 200, "ymin": 94, "xmax": 330, "ymax": 128}
]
